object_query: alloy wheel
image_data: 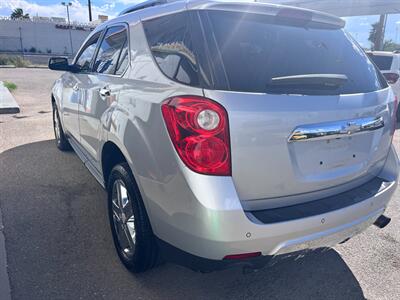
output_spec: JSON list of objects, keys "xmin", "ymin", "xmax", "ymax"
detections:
[{"xmin": 111, "ymin": 179, "xmax": 136, "ymax": 257}]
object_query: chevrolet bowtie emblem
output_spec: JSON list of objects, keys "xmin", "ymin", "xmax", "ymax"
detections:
[{"xmin": 344, "ymin": 122, "xmax": 361, "ymax": 135}]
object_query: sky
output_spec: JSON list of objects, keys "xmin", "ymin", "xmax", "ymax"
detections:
[
  {"xmin": 344, "ymin": 14, "xmax": 400, "ymax": 48},
  {"xmin": 0, "ymin": 0, "xmax": 399, "ymax": 47},
  {"xmin": 0, "ymin": 0, "xmax": 141, "ymax": 22}
]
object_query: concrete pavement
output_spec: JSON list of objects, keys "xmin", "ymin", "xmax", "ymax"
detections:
[{"xmin": 0, "ymin": 68, "xmax": 399, "ymax": 300}]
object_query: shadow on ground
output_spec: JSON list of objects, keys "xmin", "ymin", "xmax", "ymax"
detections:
[{"xmin": 0, "ymin": 140, "xmax": 366, "ymax": 299}]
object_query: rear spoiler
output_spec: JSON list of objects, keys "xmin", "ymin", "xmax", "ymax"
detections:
[{"xmin": 187, "ymin": 0, "xmax": 345, "ymax": 28}]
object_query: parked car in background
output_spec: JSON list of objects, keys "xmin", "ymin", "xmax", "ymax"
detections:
[
  {"xmin": 49, "ymin": 0, "xmax": 399, "ymax": 273},
  {"xmin": 367, "ymin": 51, "xmax": 400, "ymax": 119}
]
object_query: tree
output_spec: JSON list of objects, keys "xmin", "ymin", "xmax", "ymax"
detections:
[
  {"xmin": 10, "ymin": 8, "xmax": 30, "ymax": 20},
  {"xmin": 368, "ymin": 22, "xmax": 379, "ymax": 50},
  {"xmin": 383, "ymin": 39, "xmax": 400, "ymax": 52}
]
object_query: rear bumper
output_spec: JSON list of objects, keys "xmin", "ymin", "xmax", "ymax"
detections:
[
  {"xmin": 156, "ymin": 208, "xmax": 383, "ymax": 272},
  {"xmin": 147, "ymin": 145, "xmax": 399, "ymax": 266}
]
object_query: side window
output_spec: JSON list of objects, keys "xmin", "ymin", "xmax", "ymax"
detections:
[
  {"xmin": 93, "ymin": 25, "xmax": 128, "ymax": 75},
  {"xmin": 74, "ymin": 32, "xmax": 101, "ymax": 72},
  {"xmin": 143, "ymin": 12, "xmax": 200, "ymax": 86},
  {"xmin": 115, "ymin": 40, "xmax": 129, "ymax": 76}
]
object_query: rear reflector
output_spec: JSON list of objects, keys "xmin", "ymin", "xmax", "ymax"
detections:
[{"xmin": 223, "ymin": 252, "xmax": 262, "ymax": 260}]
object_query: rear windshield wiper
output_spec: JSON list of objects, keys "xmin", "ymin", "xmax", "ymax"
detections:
[{"xmin": 267, "ymin": 74, "xmax": 348, "ymax": 89}]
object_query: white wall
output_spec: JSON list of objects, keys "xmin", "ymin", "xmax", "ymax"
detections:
[{"xmin": 0, "ymin": 18, "xmax": 94, "ymax": 55}]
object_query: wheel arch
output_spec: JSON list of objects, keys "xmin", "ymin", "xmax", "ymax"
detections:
[{"xmin": 101, "ymin": 141, "xmax": 129, "ymax": 186}]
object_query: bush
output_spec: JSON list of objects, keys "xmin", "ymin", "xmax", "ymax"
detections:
[
  {"xmin": 0, "ymin": 55, "xmax": 31, "ymax": 67},
  {"xmin": 3, "ymin": 81, "xmax": 17, "ymax": 92},
  {"xmin": 29, "ymin": 47, "xmax": 37, "ymax": 53}
]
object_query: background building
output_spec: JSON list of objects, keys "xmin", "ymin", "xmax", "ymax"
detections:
[{"xmin": 0, "ymin": 16, "xmax": 103, "ymax": 56}]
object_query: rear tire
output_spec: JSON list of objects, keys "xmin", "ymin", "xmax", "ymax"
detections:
[
  {"xmin": 107, "ymin": 163, "xmax": 160, "ymax": 273},
  {"xmin": 52, "ymin": 102, "xmax": 71, "ymax": 151}
]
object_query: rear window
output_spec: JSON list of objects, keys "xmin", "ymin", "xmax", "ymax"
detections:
[
  {"xmin": 367, "ymin": 54, "xmax": 393, "ymax": 70},
  {"xmin": 143, "ymin": 10, "xmax": 386, "ymax": 95}
]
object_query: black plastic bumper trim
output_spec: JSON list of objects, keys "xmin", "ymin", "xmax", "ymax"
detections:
[
  {"xmin": 156, "ymin": 238, "xmax": 272, "ymax": 272},
  {"xmin": 250, "ymin": 177, "xmax": 390, "ymax": 224}
]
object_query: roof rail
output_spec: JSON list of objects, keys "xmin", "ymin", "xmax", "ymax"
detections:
[{"xmin": 119, "ymin": 0, "xmax": 171, "ymax": 16}]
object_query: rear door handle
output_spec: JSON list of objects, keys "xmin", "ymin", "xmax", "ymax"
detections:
[
  {"xmin": 288, "ymin": 116, "xmax": 384, "ymax": 142},
  {"xmin": 99, "ymin": 87, "xmax": 111, "ymax": 98}
]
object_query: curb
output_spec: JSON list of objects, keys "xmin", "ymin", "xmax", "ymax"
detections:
[
  {"xmin": 0, "ymin": 81, "xmax": 20, "ymax": 114},
  {"xmin": 26, "ymin": 65, "xmax": 48, "ymax": 69},
  {"xmin": 0, "ymin": 65, "xmax": 48, "ymax": 69}
]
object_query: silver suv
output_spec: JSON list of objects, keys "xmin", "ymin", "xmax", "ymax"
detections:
[{"xmin": 49, "ymin": 0, "xmax": 399, "ymax": 273}]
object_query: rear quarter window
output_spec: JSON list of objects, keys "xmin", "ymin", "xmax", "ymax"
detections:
[{"xmin": 143, "ymin": 12, "xmax": 201, "ymax": 87}]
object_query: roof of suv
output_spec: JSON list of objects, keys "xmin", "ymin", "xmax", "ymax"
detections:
[{"xmin": 109, "ymin": 0, "xmax": 345, "ymax": 28}]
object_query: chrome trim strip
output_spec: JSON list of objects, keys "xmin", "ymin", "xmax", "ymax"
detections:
[{"xmin": 288, "ymin": 116, "xmax": 384, "ymax": 142}]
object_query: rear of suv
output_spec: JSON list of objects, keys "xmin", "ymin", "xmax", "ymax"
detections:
[{"xmin": 49, "ymin": 0, "xmax": 399, "ymax": 273}]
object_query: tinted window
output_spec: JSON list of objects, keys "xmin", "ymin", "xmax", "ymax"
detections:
[
  {"xmin": 115, "ymin": 40, "xmax": 129, "ymax": 76},
  {"xmin": 202, "ymin": 11, "xmax": 384, "ymax": 95},
  {"xmin": 143, "ymin": 11, "xmax": 385, "ymax": 95},
  {"xmin": 143, "ymin": 12, "xmax": 201, "ymax": 86},
  {"xmin": 93, "ymin": 26, "xmax": 127, "ymax": 74},
  {"xmin": 75, "ymin": 32, "xmax": 101, "ymax": 72},
  {"xmin": 367, "ymin": 54, "xmax": 393, "ymax": 70}
]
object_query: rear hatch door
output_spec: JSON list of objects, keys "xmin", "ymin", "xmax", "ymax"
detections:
[{"xmin": 199, "ymin": 9, "xmax": 395, "ymax": 201}]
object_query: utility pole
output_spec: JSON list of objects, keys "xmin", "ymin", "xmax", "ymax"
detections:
[
  {"xmin": 88, "ymin": 0, "xmax": 93, "ymax": 22},
  {"xmin": 375, "ymin": 14, "xmax": 387, "ymax": 51},
  {"xmin": 18, "ymin": 27, "xmax": 24, "ymax": 56},
  {"xmin": 61, "ymin": 2, "xmax": 74, "ymax": 56}
]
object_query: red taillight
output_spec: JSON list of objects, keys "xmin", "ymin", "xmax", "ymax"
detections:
[
  {"xmin": 223, "ymin": 252, "xmax": 262, "ymax": 260},
  {"xmin": 383, "ymin": 73, "xmax": 400, "ymax": 84},
  {"xmin": 161, "ymin": 96, "xmax": 231, "ymax": 176}
]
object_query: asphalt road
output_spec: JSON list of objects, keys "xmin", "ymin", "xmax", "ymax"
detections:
[{"xmin": 0, "ymin": 68, "xmax": 399, "ymax": 300}]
